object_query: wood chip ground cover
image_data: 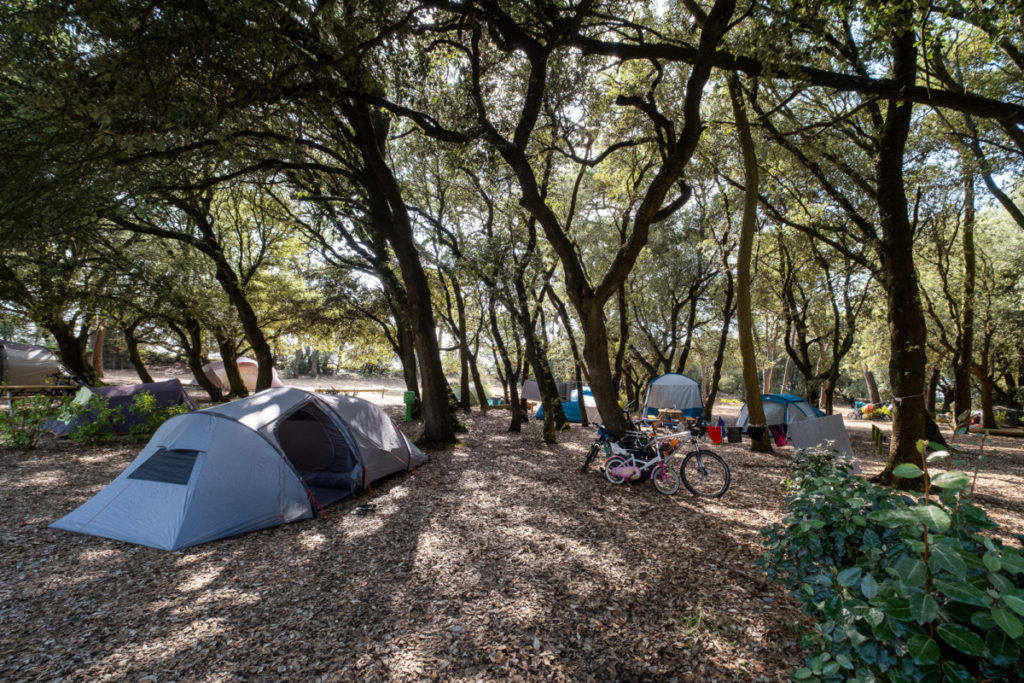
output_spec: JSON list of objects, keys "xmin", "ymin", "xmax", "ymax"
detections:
[{"xmin": 4, "ymin": 401, "xmax": 1024, "ymax": 681}]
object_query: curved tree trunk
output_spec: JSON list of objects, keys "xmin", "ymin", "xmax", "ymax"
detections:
[
  {"xmin": 124, "ymin": 323, "xmax": 154, "ymax": 384},
  {"xmin": 728, "ymin": 74, "xmax": 772, "ymax": 453}
]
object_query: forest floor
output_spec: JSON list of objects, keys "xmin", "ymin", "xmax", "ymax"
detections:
[{"xmin": 3, "ymin": 370, "xmax": 1024, "ymax": 681}]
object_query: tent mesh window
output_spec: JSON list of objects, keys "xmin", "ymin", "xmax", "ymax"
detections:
[{"xmin": 128, "ymin": 448, "xmax": 200, "ymax": 485}]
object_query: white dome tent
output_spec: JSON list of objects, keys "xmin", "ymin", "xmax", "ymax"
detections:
[{"xmin": 642, "ymin": 373, "xmax": 704, "ymax": 419}]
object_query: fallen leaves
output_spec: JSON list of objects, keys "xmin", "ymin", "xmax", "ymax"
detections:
[{"xmin": 6, "ymin": 402, "xmax": 1023, "ymax": 681}]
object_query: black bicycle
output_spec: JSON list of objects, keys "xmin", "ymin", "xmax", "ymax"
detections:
[{"xmin": 679, "ymin": 420, "xmax": 730, "ymax": 498}]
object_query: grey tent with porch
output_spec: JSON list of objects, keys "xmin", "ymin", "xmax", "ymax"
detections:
[{"xmin": 51, "ymin": 388, "xmax": 426, "ymax": 550}]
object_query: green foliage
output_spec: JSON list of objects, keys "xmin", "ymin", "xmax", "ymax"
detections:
[
  {"xmin": 59, "ymin": 394, "xmax": 123, "ymax": 445},
  {"xmin": 0, "ymin": 396, "xmax": 57, "ymax": 451},
  {"xmin": 761, "ymin": 447, "xmax": 1024, "ymax": 681},
  {"xmin": 126, "ymin": 391, "xmax": 189, "ymax": 443}
]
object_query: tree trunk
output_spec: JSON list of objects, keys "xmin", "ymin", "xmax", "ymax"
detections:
[
  {"xmin": 214, "ymin": 335, "xmax": 248, "ymax": 398},
  {"xmin": 48, "ymin": 320, "xmax": 95, "ymax": 385},
  {"xmin": 780, "ymin": 355, "xmax": 792, "ymax": 394},
  {"xmin": 953, "ymin": 167, "xmax": 976, "ymax": 423},
  {"xmin": 90, "ymin": 326, "xmax": 105, "ymax": 379},
  {"xmin": 864, "ymin": 366, "xmax": 882, "ymax": 404},
  {"xmin": 348, "ymin": 103, "xmax": 456, "ymax": 445},
  {"xmin": 171, "ymin": 316, "xmax": 223, "ymax": 402},
  {"xmin": 310, "ymin": 349, "xmax": 320, "ymax": 379},
  {"xmin": 872, "ymin": 22, "xmax": 927, "ymax": 489},
  {"xmin": 489, "ymin": 305, "xmax": 524, "ymax": 432},
  {"xmin": 978, "ymin": 374, "xmax": 996, "ymax": 429},
  {"xmin": 926, "ymin": 366, "xmax": 941, "ymax": 414},
  {"xmin": 703, "ymin": 249, "xmax": 736, "ymax": 420},
  {"xmin": 452, "ymin": 282, "xmax": 472, "ymax": 412},
  {"xmin": 728, "ymin": 74, "xmax": 772, "ymax": 453},
  {"xmin": 124, "ymin": 323, "xmax": 154, "ymax": 384}
]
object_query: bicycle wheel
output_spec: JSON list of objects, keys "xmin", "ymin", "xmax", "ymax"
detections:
[
  {"xmin": 604, "ymin": 456, "xmax": 628, "ymax": 484},
  {"xmin": 581, "ymin": 444, "xmax": 601, "ymax": 472},
  {"xmin": 680, "ymin": 450, "xmax": 731, "ymax": 498},
  {"xmin": 650, "ymin": 464, "xmax": 680, "ymax": 495}
]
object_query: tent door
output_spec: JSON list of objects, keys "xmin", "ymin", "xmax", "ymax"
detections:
[{"xmin": 275, "ymin": 403, "xmax": 359, "ymax": 506}]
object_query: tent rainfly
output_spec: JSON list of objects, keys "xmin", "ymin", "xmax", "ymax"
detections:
[
  {"xmin": 0, "ymin": 340, "xmax": 62, "ymax": 385},
  {"xmin": 642, "ymin": 373, "xmax": 704, "ymax": 418},
  {"xmin": 51, "ymin": 388, "xmax": 426, "ymax": 550},
  {"xmin": 47, "ymin": 379, "xmax": 197, "ymax": 437},
  {"xmin": 202, "ymin": 357, "xmax": 284, "ymax": 393},
  {"xmin": 534, "ymin": 387, "xmax": 598, "ymax": 422},
  {"xmin": 736, "ymin": 393, "xmax": 825, "ymax": 431}
]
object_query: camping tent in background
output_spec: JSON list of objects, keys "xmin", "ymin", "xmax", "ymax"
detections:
[
  {"xmin": 0, "ymin": 340, "xmax": 63, "ymax": 385},
  {"xmin": 736, "ymin": 393, "xmax": 825, "ymax": 431},
  {"xmin": 51, "ymin": 388, "xmax": 427, "ymax": 550},
  {"xmin": 453, "ymin": 385, "xmax": 489, "ymax": 407},
  {"xmin": 520, "ymin": 380, "xmax": 577, "ymax": 403},
  {"xmin": 202, "ymin": 357, "xmax": 284, "ymax": 392},
  {"xmin": 534, "ymin": 387, "xmax": 598, "ymax": 423},
  {"xmin": 642, "ymin": 373, "xmax": 704, "ymax": 418},
  {"xmin": 787, "ymin": 414, "xmax": 857, "ymax": 470},
  {"xmin": 47, "ymin": 379, "xmax": 197, "ymax": 437}
]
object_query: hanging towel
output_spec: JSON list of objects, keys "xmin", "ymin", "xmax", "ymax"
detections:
[{"xmin": 707, "ymin": 426, "xmax": 723, "ymax": 444}]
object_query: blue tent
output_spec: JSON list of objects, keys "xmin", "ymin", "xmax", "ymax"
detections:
[
  {"xmin": 535, "ymin": 388, "xmax": 595, "ymax": 423},
  {"xmin": 736, "ymin": 393, "xmax": 825, "ymax": 430},
  {"xmin": 51, "ymin": 388, "xmax": 426, "ymax": 550}
]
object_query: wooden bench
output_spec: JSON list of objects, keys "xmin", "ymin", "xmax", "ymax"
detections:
[{"xmin": 314, "ymin": 387, "xmax": 387, "ymax": 398}]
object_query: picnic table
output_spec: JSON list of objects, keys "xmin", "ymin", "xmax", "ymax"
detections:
[
  {"xmin": 314, "ymin": 387, "xmax": 387, "ymax": 398},
  {"xmin": 1, "ymin": 384, "xmax": 80, "ymax": 412}
]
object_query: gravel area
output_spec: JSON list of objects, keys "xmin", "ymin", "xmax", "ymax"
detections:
[{"xmin": 3, "ymin": 384, "xmax": 1023, "ymax": 681}]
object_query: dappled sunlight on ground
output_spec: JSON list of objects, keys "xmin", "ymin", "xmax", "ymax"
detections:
[{"xmin": 8, "ymin": 400, "xmax": 1024, "ymax": 680}]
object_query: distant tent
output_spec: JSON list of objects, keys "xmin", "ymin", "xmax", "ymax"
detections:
[
  {"xmin": 51, "ymin": 388, "xmax": 427, "ymax": 550},
  {"xmin": 520, "ymin": 380, "xmax": 576, "ymax": 402},
  {"xmin": 202, "ymin": 357, "xmax": 284, "ymax": 392},
  {"xmin": 0, "ymin": 340, "xmax": 62, "ymax": 385},
  {"xmin": 736, "ymin": 393, "xmax": 825, "ymax": 431},
  {"xmin": 47, "ymin": 379, "xmax": 197, "ymax": 437},
  {"xmin": 535, "ymin": 387, "xmax": 597, "ymax": 422},
  {"xmin": 642, "ymin": 373, "xmax": 704, "ymax": 418},
  {"xmin": 453, "ymin": 385, "xmax": 488, "ymax": 407}
]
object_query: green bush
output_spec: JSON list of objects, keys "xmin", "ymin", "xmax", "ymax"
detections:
[
  {"xmin": 58, "ymin": 393, "xmax": 123, "ymax": 445},
  {"xmin": 0, "ymin": 395, "xmax": 58, "ymax": 451},
  {"xmin": 127, "ymin": 391, "xmax": 188, "ymax": 442},
  {"xmin": 761, "ymin": 447, "xmax": 1024, "ymax": 682}
]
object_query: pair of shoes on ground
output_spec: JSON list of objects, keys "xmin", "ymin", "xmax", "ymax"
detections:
[{"xmin": 351, "ymin": 503, "xmax": 377, "ymax": 516}]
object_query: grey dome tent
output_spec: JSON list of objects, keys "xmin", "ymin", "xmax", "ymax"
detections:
[
  {"xmin": 51, "ymin": 388, "xmax": 426, "ymax": 550},
  {"xmin": 736, "ymin": 393, "xmax": 825, "ymax": 431},
  {"xmin": 642, "ymin": 373, "xmax": 704, "ymax": 418},
  {"xmin": 47, "ymin": 379, "xmax": 197, "ymax": 437},
  {"xmin": 0, "ymin": 340, "xmax": 62, "ymax": 385}
]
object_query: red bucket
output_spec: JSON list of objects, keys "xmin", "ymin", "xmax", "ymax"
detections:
[{"xmin": 707, "ymin": 426, "xmax": 723, "ymax": 444}]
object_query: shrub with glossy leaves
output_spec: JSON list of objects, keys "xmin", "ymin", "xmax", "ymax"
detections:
[{"xmin": 761, "ymin": 447, "xmax": 1024, "ymax": 682}]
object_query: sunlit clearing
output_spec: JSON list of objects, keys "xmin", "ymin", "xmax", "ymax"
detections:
[{"xmin": 178, "ymin": 565, "xmax": 223, "ymax": 593}]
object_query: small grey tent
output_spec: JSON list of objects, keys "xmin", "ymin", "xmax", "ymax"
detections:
[
  {"xmin": 0, "ymin": 340, "xmax": 62, "ymax": 385},
  {"xmin": 51, "ymin": 388, "xmax": 426, "ymax": 550},
  {"xmin": 47, "ymin": 379, "xmax": 197, "ymax": 436},
  {"xmin": 642, "ymin": 373, "xmax": 704, "ymax": 418},
  {"xmin": 736, "ymin": 393, "xmax": 825, "ymax": 431}
]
